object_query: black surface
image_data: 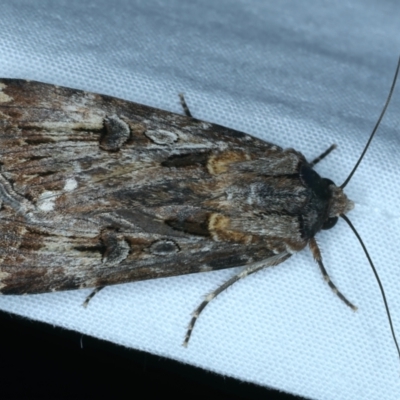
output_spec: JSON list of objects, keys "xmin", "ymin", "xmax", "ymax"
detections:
[{"xmin": 0, "ymin": 310, "xmax": 306, "ymax": 400}]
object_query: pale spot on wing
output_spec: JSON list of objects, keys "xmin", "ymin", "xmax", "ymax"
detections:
[
  {"xmin": 0, "ymin": 83, "xmax": 12, "ymax": 103},
  {"xmin": 38, "ymin": 191, "xmax": 56, "ymax": 211},
  {"xmin": 37, "ymin": 179, "xmax": 77, "ymax": 211},
  {"xmin": 0, "ymin": 271, "xmax": 11, "ymax": 290},
  {"xmin": 64, "ymin": 178, "xmax": 78, "ymax": 192}
]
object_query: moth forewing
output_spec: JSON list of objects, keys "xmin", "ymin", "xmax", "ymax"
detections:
[{"xmin": 0, "ymin": 80, "xmax": 319, "ymax": 295}]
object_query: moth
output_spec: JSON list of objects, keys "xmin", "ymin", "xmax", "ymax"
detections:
[{"xmin": 0, "ymin": 58, "xmax": 398, "ymax": 355}]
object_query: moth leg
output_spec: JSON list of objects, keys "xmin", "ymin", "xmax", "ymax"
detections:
[
  {"xmin": 82, "ymin": 286, "xmax": 105, "ymax": 308},
  {"xmin": 183, "ymin": 251, "xmax": 291, "ymax": 347},
  {"xmin": 309, "ymin": 144, "xmax": 337, "ymax": 167},
  {"xmin": 309, "ymin": 237, "xmax": 357, "ymax": 310},
  {"xmin": 178, "ymin": 93, "xmax": 193, "ymax": 117}
]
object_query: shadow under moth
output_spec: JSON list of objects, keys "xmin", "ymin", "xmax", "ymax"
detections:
[{"xmin": 0, "ymin": 58, "xmax": 399, "ymax": 357}]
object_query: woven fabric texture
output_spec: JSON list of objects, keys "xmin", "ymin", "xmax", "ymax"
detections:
[{"xmin": 0, "ymin": 1, "xmax": 399, "ymax": 399}]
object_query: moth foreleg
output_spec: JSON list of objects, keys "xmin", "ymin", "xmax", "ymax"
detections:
[
  {"xmin": 183, "ymin": 252, "xmax": 291, "ymax": 347},
  {"xmin": 309, "ymin": 237, "xmax": 357, "ymax": 310},
  {"xmin": 178, "ymin": 93, "xmax": 193, "ymax": 118},
  {"xmin": 309, "ymin": 144, "xmax": 337, "ymax": 167},
  {"xmin": 82, "ymin": 286, "xmax": 105, "ymax": 308}
]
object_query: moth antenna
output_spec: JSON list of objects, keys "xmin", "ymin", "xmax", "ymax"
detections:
[
  {"xmin": 340, "ymin": 214, "xmax": 400, "ymax": 359},
  {"xmin": 341, "ymin": 56, "xmax": 400, "ymax": 189},
  {"xmin": 183, "ymin": 252, "xmax": 291, "ymax": 347}
]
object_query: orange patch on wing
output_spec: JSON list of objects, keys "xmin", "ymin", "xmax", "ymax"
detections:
[
  {"xmin": 208, "ymin": 213, "xmax": 253, "ymax": 244},
  {"xmin": 207, "ymin": 151, "xmax": 251, "ymax": 174}
]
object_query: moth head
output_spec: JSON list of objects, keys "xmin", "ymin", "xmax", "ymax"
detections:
[
  {"xmin": 299, "ymin": 164, "xmax": 354, "ymax": 233},
  {"xmin": 322, "ymin": 181, "xmax": 354, "ymax": 230}
]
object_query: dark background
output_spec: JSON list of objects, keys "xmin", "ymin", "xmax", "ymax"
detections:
[{"xmin": 0, "ymin": 310, "xmax": 305, "ymax": 400}]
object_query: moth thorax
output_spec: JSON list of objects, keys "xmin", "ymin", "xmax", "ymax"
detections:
[{"xmin": 328, "ymin": 185, "xmax": 354, "ymax": 217}]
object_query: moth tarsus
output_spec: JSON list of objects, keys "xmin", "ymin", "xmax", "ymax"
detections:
[
  {"xmin": 308, "ymin": 237, "xmax": 357, "ymax": 311},
  {"xmin": 0, "ymin": 57, "xmax": 399, "ymax": 361},
  {"xmin": 183, "ymin": 251, "xmax": 292, "ymax": 347},
  {"xmin": 83, "ymin": 286, "xmax": 105, "ymax": 308}
]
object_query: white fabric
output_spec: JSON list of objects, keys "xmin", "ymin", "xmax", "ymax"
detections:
[{"xmin": 0, "ymin": 1, "xmax": 400, "ymax": 398}]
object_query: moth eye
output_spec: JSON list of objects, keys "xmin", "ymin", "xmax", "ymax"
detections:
[
  {"xmin": 323, "ymin": 178, "xmax": 335, "ymax": 187},
  {"xmin": 322, "ymin": 216, "xmax": 338, "ymax": 230}
]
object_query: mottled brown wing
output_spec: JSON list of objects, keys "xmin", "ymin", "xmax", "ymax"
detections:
[{"xmin": 0, "ymin": 79, "xmax": 301, "ymax": 294}]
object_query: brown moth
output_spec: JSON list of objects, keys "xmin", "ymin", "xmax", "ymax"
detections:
[{"xmin": 0, "ymin": 59, "xmax": 398, "ymax": 352}]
